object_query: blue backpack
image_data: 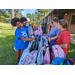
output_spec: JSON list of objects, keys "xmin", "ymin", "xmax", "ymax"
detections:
[{"xmin": 51, "ymin": 57, "xmax": 71, "ymax": 65}]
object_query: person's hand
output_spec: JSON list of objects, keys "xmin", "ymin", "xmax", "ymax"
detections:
[
  {"xmin": 47, "ymin": 37, "xmax": 51, "ymax": 42},
  {"xmin": 29, "ymin": 41, "xmax": 31, "ymax": 43},
  {"xmin": 32, "ymin": 37, "xmax": 36, "ymax": 40}
]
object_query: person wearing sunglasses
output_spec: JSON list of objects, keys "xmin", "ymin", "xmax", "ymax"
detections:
[{"xmin": 47, "ymin": 17, "xmax": 61, "ymax": 53}]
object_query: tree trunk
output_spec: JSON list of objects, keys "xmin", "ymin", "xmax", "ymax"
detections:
[
  {"xmin": 11, "ymin": 9, "xmax": 15, "ymax": 30},
  {"xmin": 17, "ymin": 9, "xmax": 19, "ymax": 18}
]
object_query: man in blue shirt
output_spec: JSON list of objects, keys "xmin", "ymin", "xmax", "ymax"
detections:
[{"xmin": 11, "ymin": 17, "xmax": 35, "ymax": 63}]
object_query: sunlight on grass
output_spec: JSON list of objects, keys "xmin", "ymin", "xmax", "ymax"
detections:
[{"xmin": 68, "ymin": 49, "xmax": 74, "ymax": 52}]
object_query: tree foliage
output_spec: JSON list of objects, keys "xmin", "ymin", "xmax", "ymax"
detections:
[
  {"xmin": 26, "ymin": 9, "xmax": 52, "ymax": 24},
  {"xmin": 0, "ymin": 9, "xmax": 24, "ymax": 22}
]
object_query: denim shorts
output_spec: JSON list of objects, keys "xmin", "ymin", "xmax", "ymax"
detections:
[
  {"xmin": 14, "ymin": 47, "xmax": 24, "ymax": 51},
  {"xmin": 14, "ymin": 47, "xmax": 20, "ymax": 51}
]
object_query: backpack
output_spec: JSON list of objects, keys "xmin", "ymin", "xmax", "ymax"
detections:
[
  {"xmin": 20, "ymin": 50, "xmax": 38, "ymax": 65},
  {"xmin": 37, "ymin": 25, "xmax": 43, "ymax": 36},
  {"xmin": 63, "ymin": 58, "xmax": 75, "ymax": 65},
  {"xmin": 51, "ymin": 57, "xmax": 70, "ymax": 65},
  {"xmin": 34, "ymin": 30, "xmax": 38, "ymax": 35},
  {"xmin": 52, "ymin": 45, "xmax": 65, "ymax": 58},
  {"xmin": 37, "ymin": 44, "xmax": 50, "ymax": 65},
  {"xmin": 29, "ymin": 35, "xmax": 40, "ymax": 52},
  {"xmin": 28, "ymin": 24, "xmax": 34, "ymax": 38},
  {"xmin": 43, "ymin": 44, "xmax": 50, "ymax": 65},
  {"xmin": 37, "ymin": 48, "xmax": 44, "ymax": 65},
  {"xmin": 38, "ymin": 35, "xmax": 48, "ymax": 50}
]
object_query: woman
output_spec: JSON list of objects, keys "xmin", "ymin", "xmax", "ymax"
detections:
[
  {"xmin": 47, "ymin": 17, "xmax": 61, "ymax": 51},
  {"xmin": 56, "ymin": 19, "xmax": 71, "ymax": 56}
]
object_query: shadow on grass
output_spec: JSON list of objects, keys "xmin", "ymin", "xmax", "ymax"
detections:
[{"xmin": 0, "ymin": 35, "xmax": 18, "ymax": 65}]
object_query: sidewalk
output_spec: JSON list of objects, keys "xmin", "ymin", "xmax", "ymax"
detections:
[{"xmin": 71, "ymin": 36, "xmax": 75, "ymax": 44}]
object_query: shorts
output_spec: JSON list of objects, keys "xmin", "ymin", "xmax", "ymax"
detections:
[{"xmin": 14, "ymin": 47, "xmax": 24, "ymax": 51}]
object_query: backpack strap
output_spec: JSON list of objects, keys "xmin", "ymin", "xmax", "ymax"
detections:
[
  {"xmin": 70, "ymin": 58, "xmax": 75, "ymax": 65},
  {"xmin": 54, "ymin": 45, "xmax": 59, "ymax": 57},
  {"xmin": 63, "ymin": 59, "xmax": 72, "ymax": 65}
]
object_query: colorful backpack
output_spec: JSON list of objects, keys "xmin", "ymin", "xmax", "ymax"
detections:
[{"xmin": 52, "ymin": 45, "xmax": 65, "ymax": 58}]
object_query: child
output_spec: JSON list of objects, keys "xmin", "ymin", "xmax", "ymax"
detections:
[
  {"xmin": 56, "ymin": 19, "xmax": 71, "ymax": 56},
  {"xmin": 11, "ymin": 17, "xmax": 35, "ymax": 63},
  {"xmin": 20, "ymin": 17, "xmax": 28, "ymax": 29}
]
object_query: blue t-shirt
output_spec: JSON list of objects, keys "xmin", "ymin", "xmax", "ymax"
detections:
[
  {"xmin": 14, "ymin": 28, "xmax": 29, "ymax": 50},
  {"xmin": 49, "ymin": 27, "xmax": 61, "ymax": 49},
  {"xmin": 22, "ymin": 26, "xmax": 29, "ymax": 30}
]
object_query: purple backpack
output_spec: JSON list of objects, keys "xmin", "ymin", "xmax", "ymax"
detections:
[
  {"xmin": 52, "ymin": 45, "xmax": 65, "ymax": 58},
  {"xmin": 20, "ymin": 50, "xmax": 38, "ymax": 65}
]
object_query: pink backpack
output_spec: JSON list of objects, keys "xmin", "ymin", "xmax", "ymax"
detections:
[
  {"xmin": 43, "ymin": 44, "xmax": 50, "ymax": 64},
  {"xmin": 34, "ymin": 25, "xmax": 43, "ymax": 36},
  {"xmin": 52, "ymin": 45, "xmax": 65, "ymax": 58},
  {"xmin": 37, "ymin": 25, "xmax": 43, "ymax": 36},
  {"xmin": 34, "ymin": 30, "xmax": 38, "ymax": 35}
]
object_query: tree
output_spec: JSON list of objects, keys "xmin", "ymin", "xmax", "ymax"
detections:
[
  {"xmin": 35, "ymin": 9, "xmax": 52, "ymax": 23},
  {"xmin": 11, "ymin": 9, "xmax": 14, "ymax": 19}
]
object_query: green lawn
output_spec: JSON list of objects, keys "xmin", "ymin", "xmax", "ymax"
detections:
[
  {"xmin": 0, "ymin": 23, "xmax": 75, "ymax": 65},
  {"xmin": 0, "ymin": 23, "xmax": 17, "ymax": 65}
]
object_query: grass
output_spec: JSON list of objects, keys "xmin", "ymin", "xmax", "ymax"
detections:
[
  {"xmin": 0, "ymin": 23, "xmax": 17, "ymax": 65},
  {"xmin": 66, "ymin": 43, "xmax": 75, "ymax": 58},
  {"xmin": 0, "ymin": 22, "xmax": 75, "ymax": 65},
  {"xmin": 70, "ymin": 34, "xmax": 75, "ymax": 38}
]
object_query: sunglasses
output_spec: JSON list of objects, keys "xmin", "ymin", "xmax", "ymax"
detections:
[{"xmin": 51, "ymin": 21, "xmax": 55, "ymax": 24}]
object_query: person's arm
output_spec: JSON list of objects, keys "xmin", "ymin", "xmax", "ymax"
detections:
[
  {"xmin": 20, "ymin": 36, "xmax": 35, "ymax": 41},
  {"xmin": 50, "ymin": 36, "xmax": 59, "ymax": 40},
  {"xmin": 47, "ymin": 36, "xmax": 59, "ymax": 42},
  {"xmin": 59, "ymin": 43, "xmax": 68, "ymax": 48}
]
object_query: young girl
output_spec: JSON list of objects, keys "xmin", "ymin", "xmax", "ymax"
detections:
[
  {"xmin": 20, "ymin": 17, "xmax": 29, "ymax": 29},
  {"xmin": 11, "ymin": 17, "xmax": 35, "ymax": 63},
  {"xmin": 56, "ymin": 19, "xmax": 71, "ymax": 56}
]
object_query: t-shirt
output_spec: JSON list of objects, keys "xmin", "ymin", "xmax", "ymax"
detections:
[
  {"xmin": 22, "ymin": 26, "xmax": 29, "ymax": 30},
  {"xmin": 56, "ymin": 30, "xmax": 71, "ymax": 55},
  {"xmin": 49, "ymin": 27, "xmax": 61, "ymax": 49},
  {"xmin": 14, "ymin": 27, "xmax": 29, "ymax": 50}
]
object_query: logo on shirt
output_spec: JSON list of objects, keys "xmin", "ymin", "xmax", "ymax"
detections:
[{"xmin": 21, "ymin": 31, "xmax": 28, "ymax": 38}]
